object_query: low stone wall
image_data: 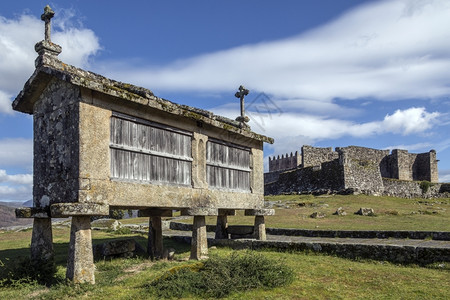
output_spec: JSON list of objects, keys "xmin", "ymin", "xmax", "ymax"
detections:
[
  {"xmin": 382, "ymin": 178, "xmax": 449, "ymax": 198},
  {"xmin": 170, "ymin": 236, "xmax": 450, "ymax": 265},
  {"xmin": 170, "ymin": 221, "xmax": 450, "ymax": 241}
]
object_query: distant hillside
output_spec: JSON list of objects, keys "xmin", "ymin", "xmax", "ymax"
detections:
[{"xmin": 0, "ymin": 204, "xmax": 33, "ymax": 228}]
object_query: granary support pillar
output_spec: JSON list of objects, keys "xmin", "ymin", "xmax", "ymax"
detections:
[
  {"xmin": 139, "ymin": 209, "xmax": 173, "ymax": 260},
  {"xmin": 182, "ymin": 208, "xmax": 218, "ymax": 260},
  {"xmin": 66, "ymin": 216, "xmax": 95, "ymax": 284},
  {"xmin": 31, "ymin": 218, "xmax": 54, "ymax": 262},
  {"xmin": 15, "ymin": 207, "xmax": 54, "ymax": 265},
  {"xmin": 215, "ymin": 209, "xmax": 236, "ymax": 239},
  {"xmin": 51, "ymin": 202, "xmax": 109, "ymax": 284},
  {"xmin": 245, "ymin": 209, "xmax": 275, "ymax": 241}
]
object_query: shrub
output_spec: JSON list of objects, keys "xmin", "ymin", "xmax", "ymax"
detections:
[
  {"xmin": 0, "ymin": 256, "xmax": 58, "ymax": 287},
  {"xmin": 147, "ymin": 251, "xmax": 294, "ymax": 298},
  {"xmin": 419, "ymin": 181, "xmax": 433, "ymax": 194}
]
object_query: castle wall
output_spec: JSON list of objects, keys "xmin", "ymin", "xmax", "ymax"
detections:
[
  {"xmin": 264, "ymin": 145, "xmax": 441, "ymax": 198},
  {"xmin": 301, "ymin": 145, "xmax": 338, "ymax": 168},
  {"xmin": 413, "ymin": 151, "xmax": 438, "ymax": 182},
  {"xmin": 268, "ymin": 151, "xmax": 301, "ymax": 172},
  {"xmin": 265, "ymin": 160, "xmax": 345, "ymax": 195},
  {"xmin": 338, "ymin": 146, "xmax": 389, "ymax": 195}
]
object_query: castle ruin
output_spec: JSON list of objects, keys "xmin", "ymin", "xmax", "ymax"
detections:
[{"xmin": 265, "ymin": 145, "xmax": 439, "ymax": 197}]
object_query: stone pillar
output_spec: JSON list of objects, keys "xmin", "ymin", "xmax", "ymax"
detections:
[
  {"xmin": 245, "ymin": 209, "xmax": 275, "ymax": 241},
  {"xmin": 31, "ymin": 218, "xmax": 54, "ymax": 263},
  {"xmin": 66, "ymin": 216, "xmax": 95, "ymax": 284},
  {"xmin": 215, "ymin": 215, "xmax": 228, "ymax": 239},
  {"xmin": 190, "ymin": 216, "xmax": 208, "ymax": 260},
  {"xmin": 253, "ymin": 216, "xmax": 266, "ymax": 241},
  {"xmin": 148, "ymin": 216, "xmax": 163, "ymax": 260}
]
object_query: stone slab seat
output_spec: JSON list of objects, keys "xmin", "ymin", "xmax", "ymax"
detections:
[
  {"xmin": 15, "ymin": 207, "xmax": 51, "ymax": 218},
  {"xmin": 50, "ymin": 202, "xmax": 109, "ymax": 218}
]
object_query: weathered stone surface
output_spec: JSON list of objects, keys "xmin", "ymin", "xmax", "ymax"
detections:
[
  {"xmin": 15, "ymin": 207, "xmax": 50, "ymax": 218},
  {"xmin": 51, "ymin": 202, "xmax": 109, "ymax": 217},
  {"xmin": 91, "ymin": 218, "xmax": 121, "ymax": 231},
  {"xmin": 356, "ymin": 208, "xmax": 375, "ymax": 216},
  {"xmin": 333, "ymin": 207, "xmax": 347, "ymax": 216},
  {"xmin": 244, "ymin": 208, "xmax": 275, "ymax": 216},
  {"xmin": 138, "ymin": 209, "xmax": 173, "ymax": 217},
  {"xmin": 162, "ymin": 248, "xmax": 176, "ymax": 260},
  {"xmin": 182, "ymin": 207, "xmax": 218, "ymax": 216},
  {"xmin": 190, "ymin": 216, "xmax": 208, "ymax": 260},
  {"xmin": 265, "ymin": 145, "xmax": 440, "ymax": 198},
  {"xmin": 31, "ymin": 218, "xmax": 53, "ymax": 262},
  {"xmin": 93, "ymin": 239, "xmax": 136, "ymax": 259},
  {"xmin": 66, "ymin": 216, "xmax": 95, "ymax": 284},
  {"xmin": 148, "ymin": 216, "xmax": 163, "ymax": 260},
  {"xmin": 215, "ymin": 215, "xmax": 228, "ymax": 239},
  {"xmin": 310, "ymin": 212, "xmax": 326, "ymax": 219},
  {"xmin": 227, "ymin": 225, "xmax": 254, "ymax": 235},
  {"xmin": 218, "ymin": 209, "xmax": 236, "ymax": 216},
  {"xmin": 253, "ymin": 216, "xmax": 266, "ymax": 241}
]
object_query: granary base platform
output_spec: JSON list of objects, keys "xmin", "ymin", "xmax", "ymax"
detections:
[{"xmin": 17, "ymin": 205, "xmax": 275, "ymax": 283}]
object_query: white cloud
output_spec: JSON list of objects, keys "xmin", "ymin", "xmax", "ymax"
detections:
[
  {"xmin": 0, "ymin": 169, "xmax": 32, "ymax": 201},
  {"xmin": 439, "ymin": 169, "xmax": 450, "ymax": 183},
  {"xmin": 0, "ymin": 90, "xmax": 13, "ymax": 114},
  {"xmin": 0, "ymin": 12, "xmax": 101, "ymax": 107},
  {"xmin": 212, "ymin": 106, "xmax": 439, "ymax": 156},
  {"xmin": 104, "ymin": 0, "xmax": 450, "ymax": 104},
  {"xmin": 383, "ymin": 107, "xmax": 440, "ymax": 135},
  {"xmin": 0, "ymin": 138, "xmax": 32, "ymax": 169},
  {"xmin": 0, "ymin": 169, "xmax": 32, "ymax": 185},
  {"xmin": 384, "ymin": 142, "xmax": 433, "ymax": 152}
]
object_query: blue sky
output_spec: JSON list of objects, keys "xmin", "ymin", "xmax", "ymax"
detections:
[{"xmin": 1, "ymin": 0, "xmax": 449, "ymax": 202}]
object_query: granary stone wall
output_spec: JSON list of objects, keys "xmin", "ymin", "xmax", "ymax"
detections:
[
  {"xmin": 265, "ymin": 145, "xmax": 441, "ymax": 198},
  {"xmin": 33, "ymin": 79, "xmax": 81, "ymax": 207},
  {"xmin": 268, "ymin": 151, "xmax": 301, "ymax": 172}
]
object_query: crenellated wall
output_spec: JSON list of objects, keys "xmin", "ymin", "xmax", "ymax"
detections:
[
  {"xmin": 265, "ymin": 145, "xmax": 441, "ymax": 197},
  {"xmin": 268, "ymin": 151, "xmax": 301, "ymax": 172}
]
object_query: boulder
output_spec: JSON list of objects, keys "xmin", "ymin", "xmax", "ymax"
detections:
[
  {"xmin": 355, "ymin": 208, "xmax": 375, "ymax": 216},
  {"xmin": 310, "ymin": 212, "xmax": 326, "ymax": 219},
  {"xmin": 333, "ymin": 207, "xmax": 347, "ymax": 216}
]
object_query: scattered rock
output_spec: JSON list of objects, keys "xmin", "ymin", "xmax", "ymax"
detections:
[
  {"xmin": 333, "ymin": 207, "xmax": 347, "ymax": 216},
  {"xmin": 91, "ymin": 218, "xmax": 122, "ymax": 231},
  {"xmin": 93, "ymin": 238, "xmax": 139, "ymax": 259},
  {"xmin": 355, "ymin": 208, "xmax": 375, "ymax": 216},
  {"xmin": 162, "ymin": 248, "xmax": 176, "ymax": 260},
  {"xmin": 310, "ymin": 212, "xmax": 326, "ymax": 219}
]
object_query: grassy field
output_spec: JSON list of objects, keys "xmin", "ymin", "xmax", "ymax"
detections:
[
  {"xmin": 165, "ymin": 194, "xmax": 450, "ymax": 231},
  {"xmin": 1, "ymin": 194, "xmax": 449, "ymax": 299},
  {"xmin": 0, "ymin": 226, "xmax": 449, "ymax": 299}
]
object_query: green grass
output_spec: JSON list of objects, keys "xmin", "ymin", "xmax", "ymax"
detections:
[
  {"xmin": 175, "ymin": 194, "xmax": 450, "ymax": 231},
  {"xmin": 0, "ymin": 194, "xmax": 449, "ymax": 299},
  {"xmin": 0, "ymin": 223, "xmax": 449, "ymax": 299}
]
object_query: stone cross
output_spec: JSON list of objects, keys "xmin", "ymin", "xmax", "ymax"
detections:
[
  {"xmin": 235, "ymin": 85, "xmax": 249, "ymax": 122},
  {"xmin": 41, "ymin": 5, "xmax": 55, "ymax": 42}
]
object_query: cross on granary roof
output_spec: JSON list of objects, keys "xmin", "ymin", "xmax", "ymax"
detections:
[
  {"xmin": 235, "ymin": 85, "xmax": 250, "ymax": 124},
  {"xmin": 41, "ymin": 5, "xmax": 55, "ymax": 42}
]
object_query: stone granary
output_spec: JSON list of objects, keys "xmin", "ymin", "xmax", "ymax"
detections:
[
  {"xmin": 265, "ymin": 145, "xmax": 439, "ymax": 196},
  {"xmin": 14, "ymin": 6, "xmax": 274, "ymax": 284}
]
